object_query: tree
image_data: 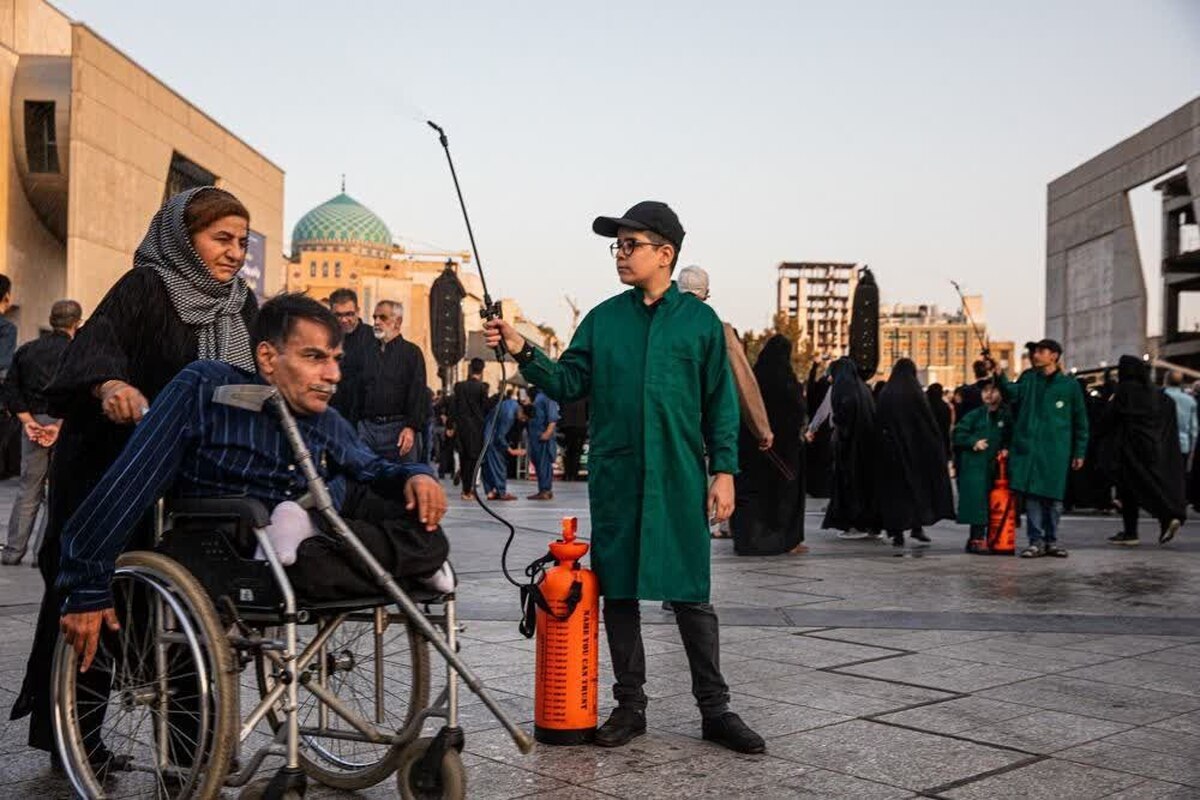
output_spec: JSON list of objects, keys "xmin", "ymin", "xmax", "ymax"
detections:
[{"xmin": 739, "ymin": 312, "xmax": 816, "ymax": 380}]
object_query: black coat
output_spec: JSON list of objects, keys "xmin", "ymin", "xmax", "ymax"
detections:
[
  {"xmin": 822, "ymin": 357, "xmax": 880, "ymax": 531},
  {"xmin": 330, "ymin": 321, "xmax": 377, "ymax": 424},
  {"xmin": 732, "ymin": 335, "xmax": 806, "ymax": 555},
  {"xmin": 451, "ymin": 377, "xmax": 488, "ymax": 460},
  {"xmin": 805, "ymin": 363, "xmax": 833, "ymax": 498},
  {"xmin": 1096, "ymin": 356, "xmax": 1186, "ymax": 522},
  {"xmin": 875, "ymin": 359, "xmax": 955, "ymax": 531},
  {"xmin": 10, "ymin": 267, "xmax": 257, "ymax": 748}
]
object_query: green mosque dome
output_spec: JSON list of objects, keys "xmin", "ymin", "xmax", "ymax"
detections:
[{"xmin": 291, "ymin": 193, "xmax": 392, "ymax": 255}]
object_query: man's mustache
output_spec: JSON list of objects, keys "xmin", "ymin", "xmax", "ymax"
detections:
[{"xmin": 310, "ymin": 384, "xmax": 337, "ymax": 396}]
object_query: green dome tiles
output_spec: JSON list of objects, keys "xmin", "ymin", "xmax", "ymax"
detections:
[{"xmin": 291, "ymin": 193, "xmax": 392, "ymax": 253}]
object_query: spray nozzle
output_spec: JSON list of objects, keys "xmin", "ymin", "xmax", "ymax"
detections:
[{"xmin": 561, "ymin": 517, "xmax": 578, "ymax": 542}]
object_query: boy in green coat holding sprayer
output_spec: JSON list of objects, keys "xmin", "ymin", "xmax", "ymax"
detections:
[{"xmin": 953, "ymin": 380, "xmax": 1012, "ymax": 553}]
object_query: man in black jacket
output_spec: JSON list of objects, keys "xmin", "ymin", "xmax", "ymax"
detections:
[
  {"xmin": 359, "ymin": 300, "xmax": 427, "ymax": 463},
  {"xmin": 451, "ymin": 358, "xmax": 489, "ymax": 499},
  {"xmin": 327, "ymin": 288, "xmax": 376, "ymax": 424},
  {"xmin": 2, "ymin": 300, "xmax": 82, "ymax": 566}
]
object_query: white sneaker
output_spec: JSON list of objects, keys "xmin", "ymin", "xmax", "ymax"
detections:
[
  {"xmin": 420, "ymin": 561, "xmax": 457, "ymax": 594},
  {"xmin": 836, "ymin": 530, "xmax": 870, "ymax": 540}
]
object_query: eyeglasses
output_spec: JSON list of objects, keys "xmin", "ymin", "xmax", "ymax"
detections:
[{"xmin": 610, "ymin": 238, "xmax": 667, "ymax": 258}]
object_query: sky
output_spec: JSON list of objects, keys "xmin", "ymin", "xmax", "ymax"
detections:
[{"xmin": 53, "ymin": 0, "xmax": 1200, "ymax": 345}]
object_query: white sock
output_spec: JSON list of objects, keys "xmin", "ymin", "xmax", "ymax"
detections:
[
  {"xmin": 255, "ymin": 501, "xmax": 315, "ymax": 566},
  {"xmin": 419, "ymin": 561, "xmax": 457, "ymax": 593}
]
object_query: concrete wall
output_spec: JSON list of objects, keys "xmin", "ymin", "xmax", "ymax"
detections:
[
  {"xmin": 1046, "ymin": 97, "xmax": 1200, "ymax": 368},
  {"xmin": 65, "ymin": 24, "xmax": 285, "ymax": 316}
]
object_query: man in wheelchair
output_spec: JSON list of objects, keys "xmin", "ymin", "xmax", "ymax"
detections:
[{"xmin": 56, "ymin": 292, "xmax": 452, "ymax": 673}]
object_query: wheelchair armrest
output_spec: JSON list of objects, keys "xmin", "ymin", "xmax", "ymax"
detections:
[{"xmin": 167, "ymin": 497, "xmax": 271, "ymax": 529}]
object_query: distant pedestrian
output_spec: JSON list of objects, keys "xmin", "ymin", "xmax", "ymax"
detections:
[
  {"xmin": 820, "ymin": 357, "xmax": 881, "ymax": 535},
  {"xmin": 953, "ymin": 380, "xmax": 1012, "ymax": 553},
  {"xmin": 1, "ymin": 301, "xmax": 83, "ymax": 566},
  {"xmin": 1164, "ymin": 371, "xmax": 1197, "ymax": 461},
  {"xmin": 926, "ymin": 382, "xmax": 952, "ymax": 461},
  {"xmin": 450, "ymin": 358, "xmax": 489, "ymax": 499},
  {"xmin": 481, "ymin": 392, "xmax": 522, "ymax": 500},
  {"xmin": 359, "ymin": 301, "xmax": 427, "ymax": 463},
  {"xmin": 0, "ymin": 274, "xmax": 16, "ymax": 376},
  {"xmin": 559, "ymin": 397, "xmax": 588, "ymax": 481},
  {"xmin": 1097, "ymin": 356, "xmax": 1186, "ymax": 546},
  {"xmin": 804, "ymin": 360, "xmax": 833, "ymax": 498},
  {"xmin": 731, "ymin": 334, "xmax": 807, "ymax": 555},
  {"xmin": 875, "ymin": 359, "xmax": 954, "ymax": 547},
  {"xmin": 987, "ymin": 339, "xmax": 1088, "ymax": 559},
  {"xmin": 327, "ymin": 288, "xmax": 375, "ymax": 424},
  {"xmin": 526, "ymin": 386, "xmax": 560, "ymax": 499},
  {"xmin": 955, "ymin": 359, "xmax": 993, "ymax": 418}
]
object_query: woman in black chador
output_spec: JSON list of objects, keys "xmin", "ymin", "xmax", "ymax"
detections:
[
  {"xmin": 876, "ymin": 359, "xmax": 955, "ymax": 547},
  {"xmin": 822, "ymin": 357, "xmax": 880, "ymax": 533},
  {"xmin": 732, "ymin": 335, "xmax": 807, "ymax": 555},
  {"xmin": 1097, "ymin": 356, "xmax": 1186, "ymax": 545},
  {"xmin": 804, "ymin": 362, "xmax": 832, "ymax": 498},
  {"xmin": 926, "ymin": 383, "xmax": 952, "ymax": 462},
  {"xmin": 10, "ymin": 187, "xmax": 259, "ymax": 759}
]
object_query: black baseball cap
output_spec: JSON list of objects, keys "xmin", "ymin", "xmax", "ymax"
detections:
[
  {"xmin": 1025, "ymin": 338, "xmax": 1063, "ymax": 355},
  {"xmin": 593, "ymin": 201, "xmax": 685, "ymax": 251}
]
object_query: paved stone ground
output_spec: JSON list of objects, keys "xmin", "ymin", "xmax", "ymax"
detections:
[{"xmin": 0, "ymin": 478, "xmax": 1198, "ymax": 798}]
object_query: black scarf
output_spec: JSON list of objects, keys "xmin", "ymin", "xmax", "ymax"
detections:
[{"xmin": 135, "ymin": 187, "xmax": 254, "ymax": 372}]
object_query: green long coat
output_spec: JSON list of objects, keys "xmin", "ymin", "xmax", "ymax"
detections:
[
  {"xmin": 952, "ymin": 405, "xmax": 1013, "ymax": 525},
  {"xmin": 519, "ymin": 283, "xmax": 739, "ymax": 602},
  {"xmin": 997, "ymin": 369, "xmax": 1088, "ymax": 501}
]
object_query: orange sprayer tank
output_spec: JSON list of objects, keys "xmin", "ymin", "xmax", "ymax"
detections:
[
  {"xmin": 987, "ymin": 454, "xmax": 1017, "ymax": 555},
  {"xmin": 534, "ymin": 517, "xmax": 600, "ymax": 745}
]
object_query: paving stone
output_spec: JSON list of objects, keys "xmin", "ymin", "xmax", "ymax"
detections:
[
  {"xmin": 1090, "ymin": 727, "xmax": 1200, "ymax": 760},
  {"xmin": 1150, "ymin": 710, "xmax": 1200, "ymax": 736},
  {"xmin": 942, "ymin": 757, "xmax": 1147, "ymax": 799},
  {"xmin": 736, "ymin": 670, "xmax": 955, "ymax": 717},
  {"xmin": 838, "ymin": 653, "xmax": 1042, "ymax": 692},
  {"xmin": 1062, "ymin": 658, "xmax": 1200, "ymax": 698},
  {"xmin": 1056, "ymin": 636, "xmax": 1198, "ymax": 658},
  {"xmin": 876, "ymin": 696, "xmax": 1050, "ymax": 734},
  {"xmin": 1103, "ymin": 780, "xmax": 1200, "ymax": 798},
  {"xmin": 521, "ymin": 787, "xmax": 627, "ymax": 799},
  {"xmin": 726, "ymin": 633, "xmax": 900, "ymax": 669},
  {"xmin": 767, "ymin": 719, "xmax": 1025, "ymax": 791},
  {"xmin": 1059, "ymin": 736, "xmax": 1200, "ymax": 787},
  {"xmin": 464, "ymin": 726, "xmax": 710, "ymax": 785},
  {"xmin": 1137, "ymin": 644, "xmax": 1200, "ymax": 668},
  {"xmin": 462, "ymin": 757, "xmax": 569, "ymax": 799},
  {"xmin": 960, "ymin": 709, "xmax": 1133, "ymax": 754},
  {"xmin": 812, "ymin": 628, "xmax": 1003, "ymax": 651},
  {"xmin": 978, "ymin": 675, "xmax": 1200, "ymax": 724},
  {"xmin": 923, "ymin": 639, "xmax": 1119, "ymax": 673}
]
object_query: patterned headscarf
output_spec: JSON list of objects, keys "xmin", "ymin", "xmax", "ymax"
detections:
[{"xmin": 135, "ymin": 187, "xmax": 255, "ymax": 372}]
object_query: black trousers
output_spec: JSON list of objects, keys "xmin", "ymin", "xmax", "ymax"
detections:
[
  {"xmin": 603, "ymin": 598, "xmax": 730, "ymax": 719},
  {"xmin": 562, "ymin": 429, "xmax": 586, "ymax": 481},
  {"xmin": 1117, "ymin": 484, "xmax": 1174, "ymax": 537}
]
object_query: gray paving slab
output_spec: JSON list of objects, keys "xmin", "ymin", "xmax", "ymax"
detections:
[
  {"xmin": 736, "ymin": 669, "xmax": 957, "ymax": 716},
  {"xmin": 942, "ymin": 758, "xmax": 1148, "ymax": 799},
  {"xmin": 808, "ymin": 628, "xmax": 1002, "ymax": 651},
  {"xmin": 726, "ymin": 632, "xmax": 901, "ymax": 668},
  {"xmin": 766, "ymin": 719, "xmax": 1027, "ymax": 791},
  {"xmin": 877, "ymin": 695, "xmax": 1065, "ymax": 735},
  {"xmin": 957, "ymin": 709, "xmax": 1134, "ymax": 754},
  {"xmin": 978, "ymin": 675, "xmax": 1200, "ymax": 724},
  {"xmin": 837, "ymin": 652, "xmax": 1043, "ymax": 692},
  {"xmin": 1138, "ymin": 644, "xmax": 1200, "ymax": 668},
  {"xmin": 1058, "ymin": 728, "xmax": 1200, "ymax": 787},
  {"xmin": 1062, "ymin": 657, "xmax": 1200, "ymax": 698},
  {"xmin": 921, "ymin": 638, "xmax": 1121, "ymax": 672},
  {"xmin": 1150, "ymin": 710, "xmax": 1200, "ymax": 736},
  {"xmin": 1103, "ymin": 781, "xmax": 1200, "ymax": 799}
]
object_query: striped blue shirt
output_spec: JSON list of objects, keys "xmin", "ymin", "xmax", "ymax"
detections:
[{"xmin": 57, "ymin": 360, "xmax": 434, "ymax": 613}]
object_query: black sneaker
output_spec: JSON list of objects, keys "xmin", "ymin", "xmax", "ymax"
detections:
[
  {"xmin": 702, "ymin": 712, "xmax": 766, "ymax": 754},
  {"xmin": 890, "ymin": 533, "xmax": 904, "ymax": 548},
  {"xmin": 594, "ymin": 707, "xmax": 646, "ymax": 748},
  {"xmin": 1108, "ymin": 533, "xmax": 1139, "ymax": 546},
  {"xmin": 1160, "ymin": 519, "xmax": 1181, "ymax": 545}
]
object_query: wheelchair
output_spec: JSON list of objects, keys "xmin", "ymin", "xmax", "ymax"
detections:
[{"xmin": 49, "ymin": 384, "xmax": 532, "ymax": 799}]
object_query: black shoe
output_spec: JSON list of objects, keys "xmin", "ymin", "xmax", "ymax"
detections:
[
  {"xmin": 1108, "ymin": 532, "xmax": 1139, "ymax": 546},
  {"xmin": 911, "ymin": 529, "xmax": 931, "ymax": 543},
  {"xmin": 890, "ymin": 533, "xmax": 904, "ymax": 548},
  {"xmin": 702, "ymin": 712, "xmax": 765, "ymax": 754},
  {"xmin": 594, "ymin": 707, "xmax": 646, "ymax": 748}
]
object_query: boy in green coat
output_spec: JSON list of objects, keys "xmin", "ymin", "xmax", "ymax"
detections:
[
  {"xmin": 953, "ymin": 380, "xmax": 1012, "ymax": 553},
  {"xmin": 986, "ymin": 339, "xmax": 1088, "ymax": 558},
  {"xmin": 485, "ymin": 201, "xmax": 764, "ymax": 754}
]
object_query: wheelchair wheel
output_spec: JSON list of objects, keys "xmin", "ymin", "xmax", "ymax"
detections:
[
  {"xmin": 395, "ymin": 737, "xmax": 467, "ymax": 800},
  {"xmin": 255, "ymin": 610, "xmax": 430, "ymax": 790},
  {"xmin": 52, "ymin": 551, "xmax": 238, "ymax": 799}
]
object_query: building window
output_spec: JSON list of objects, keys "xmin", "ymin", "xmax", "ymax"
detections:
[
  {"xmin": 309, "ymin": 261, "xmax": 316, "ymax": 277},
  {"xmin": 334, "ymin": 262, "xmax": 342, "ymax": 278},
  {"xmin": 322, "ymin": 262, "xmax": 329, "ymax": 278},
  {"xmin": 163, "ymin": 151, "xmax": 216, "ymax": 202},
  {"xmin": 24, "ymin": 101, "xmax": 60, "ymax": 173}
]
